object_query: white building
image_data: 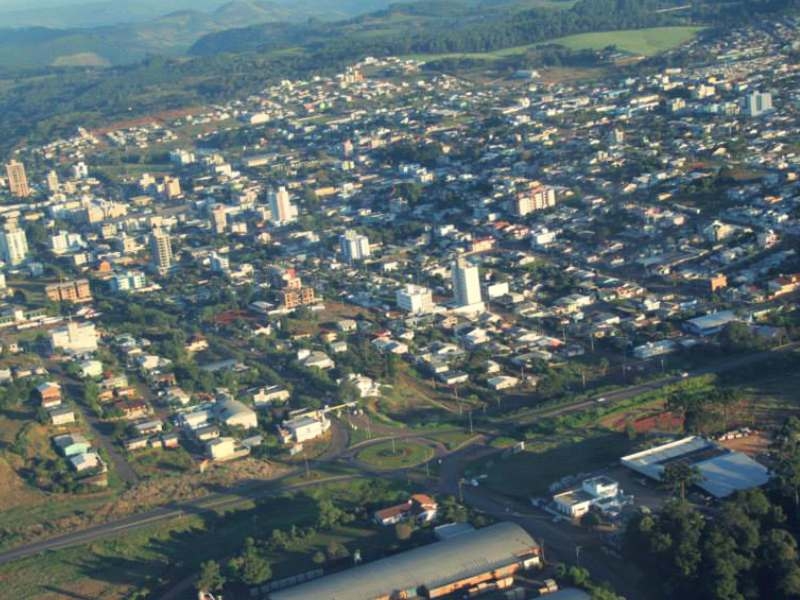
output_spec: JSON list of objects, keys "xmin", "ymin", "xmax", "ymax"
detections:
[
  {"xmin": 50, "ymin": 230, "xmax": 85, "ymax": 255},
  {"xmin": 553, "ymin": 475, "xmax": 622, "ymax": 519},
  {"xmin": 746, "ymin": 91, "xmax": 773, "ymax": 117},
  {"xmin": 452, "ymin": 257, "xmax": 484, "ymax": 312},
  {"xmin": 110, "ymin": 270, "xmax": 147, "ymax": 293},
  {"xmin": 149, "ymin": 228, "xmax": 173, "ymax": 274},
  {"xmin": 215, "ymin": 395, "xmax": 258, "ymax": 430},
  {"xmin": 0, "ymin": 225, "xmax": 28, "ymax": 266},
  {"xmin": 396, "ymin": 284, "xmax": 434, "ymax": 314},
  {"xmin": 50, "ymin": 321, "xmax": 98, "ymax": 354},
  {"xmin": 284, "ymin": 414, "xmax": 331, "ymax": 443},
  {"xmin": 207, "ymin": 436, "xmax": 237, "ymax": 460},
  {"xmin": 268, "ymin": 186, "xmax": 297, "ymax": 225},
  {"xmin": 340, "ymin": 229, "xmax": 371, "ymax": 263}
]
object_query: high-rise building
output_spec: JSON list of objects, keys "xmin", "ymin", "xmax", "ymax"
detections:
[
  {"xmin": 46, "ymin": 170, "xmax": 60, "ymax": 193},
  {"xmin": 5, "ymin": 160, "xmax": 31, "ymax": 198},
  {"xmin": 746, "ymin": 91, "xmax": 773, "ymax": 117},
  {"xmin": 340, "ymin": 230, "xmax": 371, "ymax": 264},
  {"xmin": 210, "ymin": 204, "xmax": 228, "ymax": 234},
  {"xmin": 514, "ymin": 183, "xmax": 556, "ymax": 217},
  {"xmin": 0, "ymin": 224, "xmax": 28, "ymax": 265},
  {"xmin": 396, "ymin": 284, "xmax": 434, "ymax": 314},
  {"xmin": 162, "ymin": 176, "xmax": 182, "ymax": 200},
  {"xmin": 149, "ymin": 228, "xmax": 173, "ymax": 274},
  {"xmin": 268, "ymin": 186, "xmax": 296, "ymax": 225},
  {"xmin": 452, "ymin": 257, "xmax": 483, "ymax": 309}
]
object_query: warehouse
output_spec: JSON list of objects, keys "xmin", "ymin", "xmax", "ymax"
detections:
[
  {"xmin": 621, "ymin": 436, "xmax": 770, "ymax": 498},
  {"xmin": 269, "ymin": 522, "xmax": 540, "ymax": 600}
]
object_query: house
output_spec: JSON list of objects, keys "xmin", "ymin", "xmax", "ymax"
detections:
[
  {"xmin": 160, "ymin": 432, "xmax": 180, "ymax": 449},
  {"xmin": 70, "ymin": 451, "xmax": 102, "ymax": 472},
  {"xmin": 283, "ymin": 413, "xmax": 331, "ymax": 443},
  {"xmin": 116, "ymin": 399, "xmax": 151, "ymax": 420},
  {"xmin": 48, "ymin": 406, "xmax": 76, "ymax": 425},
  {"xmin": 53, "ymin": 433, "xmax": 91, "ymax": 457},
  {"xmin": 133, "ymin": 420, "xmax": 163, "ymax": 436},
  {"xmin": 215, "ymin": 394, "xmax": 258, "ymax": 429},
  {"xmin": 78, "ymin": 359, "xmax": 103, "ymax": 379},
  {"xmin": 36, "ymin": 382, "xmax": 62, "ymax": 408},
  {"xmin": 195, "ymin": 424, "xmax": 221, "ymax": 441},
  {"xmin": 207, "ymin": 436, "xmax": 237, "ymax": 460},
  {"xmin": 374, "ymin": 494, "xmax": 439, "ymax": 526},
  {"xmin": 166, "ymin": 387, "xmax": 192, "ymax": 406},
  {"xmin": 252, "ymin": 385, "xmax": 290, "ymax": 407},
  {"xmin": 487, "ymin": 375, "xmax": 520, "ymax": 391},
  {"xmin": 124, "ymin": 436, "xmax": 150, "ymax": 452},
  {"xmin": 553, "ymin": 476, "xmax": 625, "ymax": 519},
  {"xmin": 301, "ymin": 350, "xmax": 335, "ymax": 370}
]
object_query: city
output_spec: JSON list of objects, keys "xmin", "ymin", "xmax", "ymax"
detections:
[{"xmin": 0, "ymin": 1, "xmax": 799, "ymax": 600}]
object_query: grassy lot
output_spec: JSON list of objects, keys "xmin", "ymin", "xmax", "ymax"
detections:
[
  {"xmin": 550, "ymin": 26, "xmax": 704, "ymax": 56},
  {"xmin": 425, "ymin": 430, "xmax": 475, "ymax": 450},
  {"xmin": 477, "ymin": 431, "xmax": 634, "ymax": 500},
  {"xmin": 407, "ymin": 26, "xmax": 703, "ymax": 63},
  {"xmin": 0, "ymin": 478, "xmax": 414, "ymax": 599},
  {"xmin": 128, "ymin": 447, "xmax": 195, "ymax": 479},
  {"xmin": 357, "ymin": 440, "xmax": 434, "ymax": 470}
]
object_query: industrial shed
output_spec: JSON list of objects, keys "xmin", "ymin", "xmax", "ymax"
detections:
[
  {"xmin": 621, "ymin": 436, "xmax": 770, "ymax": 498},
  {"xmin": 269, "ymin": 522, "xmax": 540, "ymax": 600}
]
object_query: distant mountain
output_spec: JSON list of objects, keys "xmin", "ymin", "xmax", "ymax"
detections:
[{"xmin": 0, "ymin": 0, "xmax": 396, "ymax": 67}]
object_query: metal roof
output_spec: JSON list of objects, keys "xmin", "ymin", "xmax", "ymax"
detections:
[
  {"xmin": 544, "ymin": 589, "xmax": 592, "ymax": 600},
  {"xmin": 269, "ymin": 522, "xmax": 538, "ymax": 600}
]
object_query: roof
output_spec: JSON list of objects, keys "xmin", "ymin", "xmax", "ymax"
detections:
[
  {"xmin": 269, "ymin": 522, "xmax": 538, "ymax": 600},
  {"xmin": 621, "ymin": 436, "xmax": 770, "ymax": 498}
]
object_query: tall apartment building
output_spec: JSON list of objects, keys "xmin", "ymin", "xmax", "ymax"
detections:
[
  {"xmin": 514, "ymin": 183, "xmax": 556, "ymax": 217},
  {"xmin": 210, "ymin": 204, "xmax": 228, "ymax": 234},
  {"xmin": 0, "ymin": 224, "xmax": 28, "ymax": 265},
  {"xmin": 162, "ymin": 176, "xmax": 182, "ymax": 200},
  {"xmin": 268, "ymin": 186, "xmax": 296, "ymax": 225},
  {"xmin": 272, "ymin": 267, "xmax": 316, "ymax": 309},
  {"xmin": 339, "ymin": 230, "xmax": 371, "ymax": 263},
  {"xmin": 110, "ymin": 271, "xmax": 147, "ymax": 293},
  {"xmin": 746, "ymin": 91, "xmax": 773, "ymax": 117},
  {"xmin": 149, "ymin": 228, "xmax": 174, "ymax": 274},
  {"xmin": 5, "ymin": 160, "xmax": 31, "ymax": 198},
  {"xmin": 396, "ymin": 284, "xmax": 434, "ymax": 314},
  {"xmin": 452, "ymin": 257, "xmax": 483, "ymax": 309},
  {"xmin": 46, "ymin": 279, "xmax": 92, "ymax": 303},
  {"xmin": 46, "ymin": 170, "xmax": 60, "ymax": 193}
]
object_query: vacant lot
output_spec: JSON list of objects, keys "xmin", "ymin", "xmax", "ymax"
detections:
[{"xmin": 479, "ymin": 431, "xmax": 634, "ymax": 500}]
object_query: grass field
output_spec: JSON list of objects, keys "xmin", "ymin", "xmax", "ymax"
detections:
[
  {"xmin": 407, "ymin": 26, "xmax": 704, "ymax": 63},
  {"xmin": 357, "ymin": 440, "xmax": 434, "ymax": 470},
  {"xmin": 478, "ymin": 432, "xmax": 634, "ymax": 500}
]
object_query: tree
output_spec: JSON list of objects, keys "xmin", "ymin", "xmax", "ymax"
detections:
[
  {"xmin": 662, "ymin": 462, "xmax": 701, "ymax": 501},
  {"xmin": 312, "ymin": 550, "xmax": 327, "ymax": 565},
  {"xmin": 395, "ymin": 521, "xmax": 414, "ymax": 541},
  {"xmin": 229, "ymin": 538, "xmax": 272, "ymax": 586},
  {"xmin": 326, "ymin": 540, "xmax": 349, "ymax": 560},
  {"xmin": 581, "ymin": 511, "xmax": 602, "ymax": 530},
  {"xmin": 197, "ymin": 560, "xmax": 225, "ymax": 593}
]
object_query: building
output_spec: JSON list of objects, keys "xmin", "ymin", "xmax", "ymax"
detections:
[
  {"xmin": 49, "ymin": 321, "xmax": 98, "ymax": 354},
  {"xmin": 253, "ymin": 385, "xmax": 290, "ymax": 407},
  {"xmin": 110, "ymin": 270, "xmax": 147, "ymax": 293},
  {"xmin": 514, "ymin": 183, "xmax": 556, "ymax": 216},
  {"xmin": 683, "ymin": 310, "xmax": 741, "ymax": 336},
  {"xmin": 270, "ymin": 522, "xmax": 541, "ymax": 600},
  {"xmin": 210, "ymin": 204, "xmax": 228, "ymax": 234},
  {"xmin": 49, "ymin": 406, "xmax": 76, "ymax": 426},
  {"xmin": 207, "ymin": 436, "xmax": 238, "ymax": 460},
  {"xmin": 46, "ymin": 170, "xmax": 59, "ymax": 193},
  {"xmin": 70, "ymin": 451, "xmax": 102, "ymax": 472},
  {"xmin": 50, "ymin": 230, "xmax": 85, "ymax": 255},
  {"xmin": 396, "ymin": 284, "xmax": 434, "ymax": 314},
  {"xmin": 36, "ymin": 382, "xmax": 63, "ymax": 407},
  {"xmin": 149, "ymin": 228, "xmax": 173, "ymax": 274},
  {"xmin": 374, "ymin": 494, "xmax": 438, "ymax": 526},
  {"xmin": 280, "ymin": 287, "xmax": 316, "ymax": 310},
  {"xmin": 162, "ymin": 176, "xmax": 181, "ymax": 200},
  {"xmin": 53, "ymin": 433, "xmax": 91, "ymax": 457},
  {"xmin": 45, "ymin": 279, "xmax": 92, "ymax": 303},
  {"xmin": 452, "ymin": 257, "xmax": 484, "ymax": 312},
  {"xmin": 283, "ymin": 413, "xmax": 330, "ymax": 443},
  {"xmin": 553, "ymin": 476, "xmax": 626, "ymax": 519},
  {"xmin": 268, "ymin": 186, "xmax": 296, "ymax": 225},
  {"xmin": 340, "ymin": 229, "xmax": 371, "ymax": 263},
  {"xmin": 215, "ymin": 394, "xmax": 258, "ymax": 429},
  {"xmin": 0, "ymin": 224, "xmax": 28, "ymax": 265},
  {"xmin": 5, "ymin": 160, "xmax": 31, "ymax": 198},
  {"xmin": 709, "ymin": 273, "xmax": 728, "ymax": 293},
  {"xmin": 621, "ymin": 436, "xmax": 770, "ymax": 498},
  {"xmin": 746, "ymin": 91, "xmax": 773, "ymax": 117}
]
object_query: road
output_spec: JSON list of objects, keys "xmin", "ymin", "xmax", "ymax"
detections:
[{"xmin": 0, "ymin": 342, "xmax": 795, "ymax": 583}]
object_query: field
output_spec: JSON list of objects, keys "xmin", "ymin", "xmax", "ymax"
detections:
[
  {"xmin": 549, "ymin": 26, "xmax": 705, "ymax": 56},
  {"xmin": 356, "ymin": 440, "xmax": 434, "ymax": 470},
  {"xmin": 477, "ymin": 431, "xmax": 635, "ymax": 500},
  {"xmin": 407, "ymin": 26, "xmax": 704, "ymax": 63}
]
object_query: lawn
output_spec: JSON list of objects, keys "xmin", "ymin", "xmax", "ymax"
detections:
[
  {"xmin": 478, "ymin": 432, "xmax": 634, "ymax": 500},
  {"xmin": 406, "ymin": 26, "xmax": 704, "ymax": 62},
  {"xmin": 357, "ymin": 440, "xmax": 434, "ymax": 470},
  {"xmin": 549, "ymin": 26, "xmax": 705, "ymax": 56}
]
